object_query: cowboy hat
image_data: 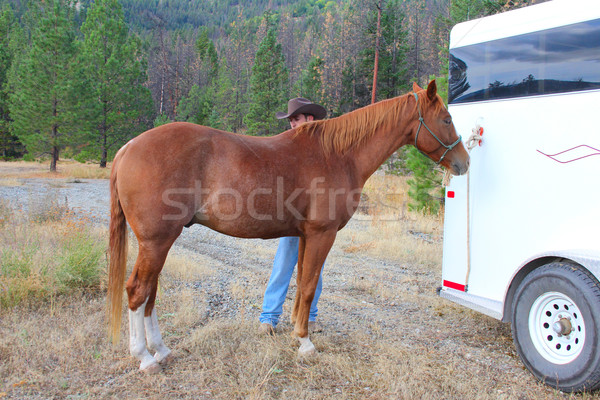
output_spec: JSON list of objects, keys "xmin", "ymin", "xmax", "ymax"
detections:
[{"xmin": 276, "ymin": 97, "xmax": 327, "ymax": 120}]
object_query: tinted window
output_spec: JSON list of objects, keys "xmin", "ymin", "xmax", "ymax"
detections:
[{"xmin": 449, "ymin": 19, "xmax": 600, "ymax": 104}]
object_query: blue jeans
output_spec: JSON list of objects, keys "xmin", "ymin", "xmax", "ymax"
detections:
[{"xmin": 259, "ymin": 237, "xmax": 324, "ymax": 327}]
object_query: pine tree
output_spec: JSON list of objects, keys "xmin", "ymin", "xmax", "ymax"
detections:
[
  {"xmin": 210, "ymin": 61, "xmax": 243, "ymax": 132},
  {"xmin": 221, "ymin": 7, "xmax": 257, "ymax": 133},
  {"xmin": 0, "ymin": 4, "xmax": 24, "ymax": 159},
  {"xmin": 406, "ymin": 76, "xmax": 447, "ymax": 214},
  {"xmin": 177, "ymin": 28, "xmax": 219, "ymax": 126},
  {"xmin": 406, "ymin": 146, "xmax": 442, "ymax": 214},
  {"xmin": 244, "ymin": 14, "xmax": 288, "ymax": 136},
  {"xmin": 450, "ymin": 0, "xmax": 504, "ymax": 22},
  {"xmin": 359, "ymin": 0, "xmax": 409, "ymax": 103},
  {"xmin": 404, "ymin": 0, "xmax": 507, "ymax": 213},
  {"xmin": 295, "ymin": 56, "xmax": 324, "ymax": 105},
  {"xmin": 176, "ymin": 84, "xmax": 213, "ymax": 125},
  {"xmin": 8, "ymin": 0, "xmax": 79, "ymax": 171},
  {"xmin": 78, "ymin": 0, "xmax": 153, "ymax": 167},
  {"xmin": 378, "ymin": 0, "xmax": 409, "ymax": 99},
  {"xmin": 196, "ymin": 27, "xmax": 219, "ymax": 82}
]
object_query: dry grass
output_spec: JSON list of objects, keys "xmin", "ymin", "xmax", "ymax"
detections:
[
  {"xmin": 0, "ymin": 160, "xmax": 110, "ymax": 180},
  {"xmin": 0, "ymin": 173, "xmax": 595, "ymax": 399},
  {"xmin": 339, "ymin": 174, "xmax": 443, "ymax": 268},
  {"xmin": 58, "ymin": 162, "xmax": 112, "ymax": 179},
  {"xmin": 0, "ymin": 199, "xmax": 106, "ymax": 310},
  {"xmin": 0, "ymin": 283, "xmax": 582, "ymax": 400},
  {"xmin": 0, "ymin": 178, "xmax": 24, "ymax": 187},
  {"xmin": 360, "ymin": 173, "xmax": 409, "ymax": 218}
]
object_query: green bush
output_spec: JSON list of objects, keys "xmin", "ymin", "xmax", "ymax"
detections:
[
  {"xmin": 406, "ymin": 147, "xmax": 443, "ymax": 214},
  {"xmin": 56, "ymin": 231, "xmax": 104, "ymax": 289},
  {"xmin": 0, "ymin": 200, "xmax": 106, "ymax": 309},
  {"xmin": 73, "ymin": 147, "xmax": 101, "ymax": 164},
  {"xmin": 22, "ymin": 153, "xmax": 35, "ymax": 162},
  {"xmin": 153, "ymin": 113, "xmax": 172, "ymax": 127}
]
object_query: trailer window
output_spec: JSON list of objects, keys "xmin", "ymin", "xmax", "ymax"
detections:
[{"xmin": 449, "ymin": 19, "xmax": 600, "ymax": 104}]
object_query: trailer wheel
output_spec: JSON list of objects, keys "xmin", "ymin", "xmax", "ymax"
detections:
[{"xmin": 511, "ymin": 262, "xmax": 600, "ymax": 392}]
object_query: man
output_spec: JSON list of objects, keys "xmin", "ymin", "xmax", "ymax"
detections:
[{"xmin": 259, "ymin": 97, "xmax": 327, "ymax": 335}]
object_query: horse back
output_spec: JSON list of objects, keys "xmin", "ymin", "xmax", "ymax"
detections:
[{"xmin": 113, "ymin": 122, "xmax": 361, "ymax": 240}]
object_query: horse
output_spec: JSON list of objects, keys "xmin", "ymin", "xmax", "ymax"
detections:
[{"xmin": 108, "ymin": 80, "xmax": 470, "ymax": 373}]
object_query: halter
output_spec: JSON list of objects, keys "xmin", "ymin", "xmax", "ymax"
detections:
[{"xmin": 413, "ymin": 93, "xmax": 462, "ymax": 164}]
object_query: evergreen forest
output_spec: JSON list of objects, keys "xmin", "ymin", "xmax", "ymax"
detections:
[{"xmin": 0, "ymin": 0, "xmax": 539, "ymax": 210}]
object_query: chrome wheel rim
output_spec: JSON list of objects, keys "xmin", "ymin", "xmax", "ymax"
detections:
[{"xmin": 529, "ymin": 291, "xmax": 585, "ymax": 364}]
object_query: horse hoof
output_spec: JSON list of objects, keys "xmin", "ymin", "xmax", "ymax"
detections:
[
  {"xmin": 298, "ymin": 346, "xmax": 317, "ymax": 359},
  {"xmin": 141, "ymin": 361, "xmax": 162, "ymax": 374},
  {"xmin": 157, "ymin": 352, "xmax": 174, "ymax": 366},
  {"xmin": 297, "ymin": 338, "xmax": 317, "ymax": 358}
]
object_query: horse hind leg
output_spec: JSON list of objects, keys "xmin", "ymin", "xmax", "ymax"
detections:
[
  {"xmin": 126, "ymin": 238, "xmax": 177, "ymax": 372},
  {"xmin": 128, "ymin": 291, "xmax": 172, "ymax": 374},
  {"xmin": 129, "ymin": 298, "xmax": 162, "ymax": 373},
  {"xmin": 145, "ymin": 306, "xmax": 172, "ymax": 364}
]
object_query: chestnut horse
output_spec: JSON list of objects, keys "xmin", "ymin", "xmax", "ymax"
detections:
[{"xmin": 108, "ymin": 81, "xmax": 469, "ymax": 372}]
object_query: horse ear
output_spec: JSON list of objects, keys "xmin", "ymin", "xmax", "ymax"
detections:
[
  {"xmin": 412, "ymin": 82, "xmax": 422, "ymax": 92},
  {"xmin": 426, "ymin": 80, "xmax": 437, "ymax": 101}
]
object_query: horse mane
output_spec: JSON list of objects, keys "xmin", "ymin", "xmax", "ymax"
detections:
[{"xmin": 295, "ymin": 93, "xmax": 414, "ymax": 156}]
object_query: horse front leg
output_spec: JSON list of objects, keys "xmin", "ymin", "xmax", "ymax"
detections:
[
  {"xmin": 291, "ymin": 237, "xmax": 306, "ymax": 326},
  {"xmin": 293, "ymin": 231, "xmax": 336, "ymax": 357}
]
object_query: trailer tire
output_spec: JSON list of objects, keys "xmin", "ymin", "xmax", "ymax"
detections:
[{"xmin": 511, "ymin": 261, "xmax": 600, "ymax": 392}]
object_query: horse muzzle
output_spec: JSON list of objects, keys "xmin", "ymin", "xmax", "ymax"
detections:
[{"xmin": 450, "ymin": 155, "xmax": 470, "ymax": 176}]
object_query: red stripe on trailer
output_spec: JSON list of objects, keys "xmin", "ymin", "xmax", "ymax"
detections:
[
  {"xmin": 443, "ymin": 280, "xmax": 466, "ymax": 291},
  {"xmin": 447, "ymin": 191, "xmax": 455, "ymax": 198}
]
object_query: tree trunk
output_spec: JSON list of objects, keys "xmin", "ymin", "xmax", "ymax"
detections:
[
  {"xmin": 51, "ymin": 145, "xmax": 59, "ymax": 172},
  {"xmin": 371, "ymin": 0, "xmax": 382, "ymax": 104},
  {"xmin": 100, "ymin": 147, "xmax": 108, "ymax": 168},
  {"xmin": 100, "ymin": 105, "xmax": 108, "ymax": 168},
  {"xmin": 415, "ymin": 12, "xmax": 420, "ymax": 85},
  {"xmin": 50, "ymin": 116, "xmax": 59, "ymax": 171}
]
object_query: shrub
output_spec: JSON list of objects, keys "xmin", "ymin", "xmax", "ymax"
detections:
[
  {"xmin": 22, "ymin": 153, "xmax": 35, "ymax": 162},
  {"xmin": 0, "ymin": 199, "xmax": 11, "ymax": 226},
  {"xmin": 406, "ymin": 147, "xmax": 443, "ymax": 214},
  {"xmin": 28, "ymin": 193, "xmax": 71, "ymax": 223},
  {"xmin": 56, "ymin": 231, "xmax": 105, "ymax": 289},
  {"xmin": 0, "ymin": 201, "xmax": 106, "ymax": 309}
]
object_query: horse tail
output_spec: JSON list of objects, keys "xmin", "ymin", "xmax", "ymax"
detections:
[{"xmin": 107, "ymin": 157, "xmax": 128, "ymax": 344}]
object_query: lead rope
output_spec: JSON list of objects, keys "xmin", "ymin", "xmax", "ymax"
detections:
[
  {"xmin": 463, "ymin": 125, "xmax": 483, "ymax": 291},
  {"xmin": 442, "ymin": 125, "xmax": 483, "ymax": 292}
]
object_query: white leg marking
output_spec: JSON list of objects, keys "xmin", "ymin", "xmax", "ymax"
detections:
[
  {"xmin": 298, "ymin": 336, "xmax": 316, "ymax": 356},
  {"xmin": 128, "ymin": 298, "xmax": 159, "ymax": 371},
  {"xmin": 145, "ymin": 307, "xmax": 171, "ymax": 363}
]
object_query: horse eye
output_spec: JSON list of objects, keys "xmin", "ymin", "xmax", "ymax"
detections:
[{"xmin": 443, "ymin": 119, "xmax": 452, "ymax": 125}]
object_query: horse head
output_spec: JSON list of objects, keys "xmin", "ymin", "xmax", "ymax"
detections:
[{"xmin": 412, "ymin": 80, "xmax": 470, "ymax": 176}]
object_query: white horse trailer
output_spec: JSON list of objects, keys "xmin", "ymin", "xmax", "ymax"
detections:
[{"xmin": 440, "ymin": 0, "xmax": 600, "ymax": 392}]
